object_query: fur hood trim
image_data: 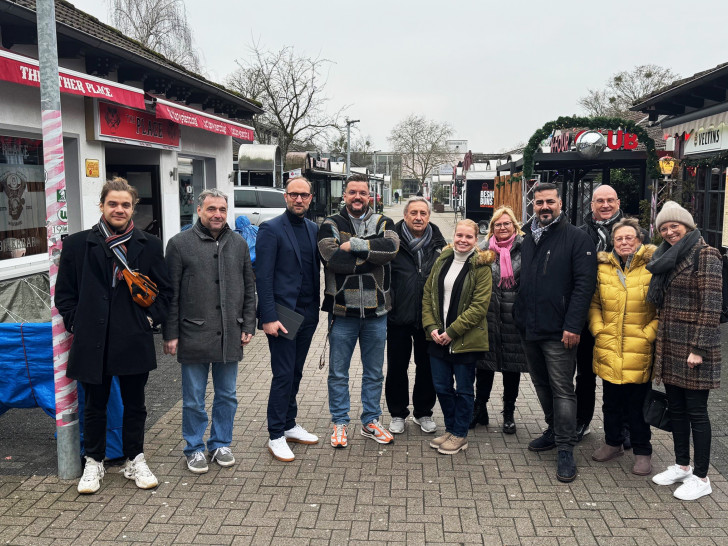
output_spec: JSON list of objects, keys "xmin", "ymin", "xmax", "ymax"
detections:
[{"xmin": 441, "ymin": 245, "xmax": 495, "ymax": 266}]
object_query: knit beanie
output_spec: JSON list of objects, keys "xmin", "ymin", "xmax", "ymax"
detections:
[{"xmin": 655, "ymin": 201, "xmax": 695, "ymax": 230}]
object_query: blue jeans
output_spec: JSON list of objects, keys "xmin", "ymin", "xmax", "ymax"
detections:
[
  {"xmin": 181, "ymin": 361, "xmax": 238, "ymax": 456},
  {"xmin": 328, "ymin": 314, "xmax": 387, "ymax": 425},
  {"xmin": 430, "ymin": 356, "xmax": 476, "ymax": 438},
  {"xmin": 522, "ymin": 339, "xmax": 577, "ymax": 451}
]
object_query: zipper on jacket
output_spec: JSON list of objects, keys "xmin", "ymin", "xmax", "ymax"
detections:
[
  {"xmin": 359, "ymin": 275, "xmax": 364, "ymax": 318},
  {"xmin": 542, "ymin": 250, "xmax": 551, "ymax": 275}
]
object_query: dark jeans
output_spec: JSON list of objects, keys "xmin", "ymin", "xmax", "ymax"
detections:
[
  {"xmin": 522, "ymin": 339, "xmax": 577, "ymax": 451},
  {"xmin": 385, "ymin": 323, "xmax": 436, "ymax": 419},
  {"xmin": 602, "ymin": 380, "xmax": 652, "ymax": 456},
  {"xmin": 575, "ymin": 328, "xmax": 596, "ymax": 427},
  {"xmin": 430, "ymin": 355, "xmax": 475, "ymax": 438},
  {"xmin": 266, "ymin": 303, "xmax": 319, "ymax": 440},
  {"xmin": 664, "ymin": 384, "xmax": 711, "ymax": 478},
  {"xmin": 82, "ymin": 372, "xmax": 149, "ymax": 462},
  {"xmin": 475, "ymin": 368, "xmax": 520, "ymax": 405}
]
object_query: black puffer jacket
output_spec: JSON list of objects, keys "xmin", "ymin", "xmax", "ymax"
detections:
[
  {"xmin": 388, "ymin": 221, "xmax": 446, "ymax": 326},
  {"xmin": 514, "ymin": 217, "xmax": 597, "ymax": 341},
  {"xmin": 478, "ymin": 236, "xmax": 528, "ymax": 372}
]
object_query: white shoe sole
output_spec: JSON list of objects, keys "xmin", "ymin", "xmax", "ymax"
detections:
[
  {"xmin": 360, "ymin": 429, "xmax": 394, "ymax": 444},
  {"xmin": 412, "ymin": 417, "xmax": 437, "ymax": 433},
  {"xmin": 186, "ymin": 464, "xmax": 209, "ymax": 474},
  {"xmin": 77, "ymin": 482, "xmax": 101, "ymax": 494}
]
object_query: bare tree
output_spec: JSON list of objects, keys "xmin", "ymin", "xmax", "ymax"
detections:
[
  {"xmin": 388, "ymin": 115, "xmax": 454, "ymax": 187},
  {"xmin": 579, "ymin": 64, "xmax": 679, "ymax": 117},
  {"xmin": 226, "ymin": 44, "xmax": 344, "ymax": 159},
  {"xmin": 108, "ymin": 0, "xmax": 202, "ymax": 72}
]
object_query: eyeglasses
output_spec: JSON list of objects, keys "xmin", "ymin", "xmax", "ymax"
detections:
[
  {"xmin": 286, "ymin": 192, "xmax": 312, "ymax": 201},
  {"xmin": 614, "ymin": 235, "xmax": 637, "ymax": 243},
  {"xmin": 493, "ymin": 222, "xmax": 513, "ymax": 229},
  {"xmin": 593, "ymin": 198, "xmax": 617, "ymax": 205}
]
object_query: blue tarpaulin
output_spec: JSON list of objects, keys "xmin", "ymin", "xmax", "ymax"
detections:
[{"xmin": 0, "ymin": 322, "xmax": 124, "ymax": 459}]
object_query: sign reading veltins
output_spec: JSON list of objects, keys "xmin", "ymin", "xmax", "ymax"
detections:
[{"xmin": 684, "ymin": 126, "xmax": 726, "ymax": 155}]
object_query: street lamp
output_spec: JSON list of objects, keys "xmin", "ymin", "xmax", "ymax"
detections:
[
  {"xmin": 372, "ymin": 150, "xmax": 381, "ymax": 211},
  {"xmin": 345, "ymin": 119, "xmax": 360, "ymax": 176}
]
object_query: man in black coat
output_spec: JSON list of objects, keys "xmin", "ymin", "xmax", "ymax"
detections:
[
  {"xmin": 56, "ymin": 177, "xmax": 171, "ymax": 495},
  {"xmin": 515, "ymin": 183, "xmax": 597, "ymax": 483},
  {"xmin": 385, "ymin": 196, "xmax": 446, "ymax": 435}
]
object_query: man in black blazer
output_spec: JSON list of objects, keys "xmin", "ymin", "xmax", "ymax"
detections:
[
  {"xmin": 56, "ymin": 177, "xmax": 171, "ymax": 494},
  {"xmin": 256, "ymin": 177, "xmax": 321, "ymax": 462}
]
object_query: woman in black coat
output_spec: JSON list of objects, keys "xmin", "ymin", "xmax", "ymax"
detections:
[{"xmin": 471, "ymin": 206, "xmax": 528, "ymax": 433}]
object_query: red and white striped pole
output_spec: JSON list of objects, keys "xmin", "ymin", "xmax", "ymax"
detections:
[{"xmin": 37, "ymin": 0, "xmax": 80, "ymax": 479}]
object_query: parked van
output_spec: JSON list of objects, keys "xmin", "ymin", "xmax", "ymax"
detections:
[{"xmin": 233, "ymin": 186, "xmax": 286, "ymax": 225}]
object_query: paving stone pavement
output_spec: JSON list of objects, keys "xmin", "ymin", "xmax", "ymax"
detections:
[{"xmin": 2, "ymin": 205, "xmax": 728, "ymax": 545}]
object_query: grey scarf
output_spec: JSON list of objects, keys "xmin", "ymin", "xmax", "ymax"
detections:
[
  {"xmin": 401, "ymin": 223, "xmax": 433, "ymax": 269},
  {"xmin": 646, "ymin": 228, "xmax": 701, "ymax": 308},
  {"xmin": 531, "ymin": 213, "xmax": 562, "ymax": 245}
]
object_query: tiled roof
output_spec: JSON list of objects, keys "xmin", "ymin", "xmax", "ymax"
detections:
[
  {"xmin": 4, "ymin": 0, "xmax": 262, "ymax": 112},
  {"xmin": 632, "ymin": 61, "xmax": 728, "ymax": 107}
]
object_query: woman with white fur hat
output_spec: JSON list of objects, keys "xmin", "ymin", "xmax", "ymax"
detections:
[{"xmin": 646, "ymin": 201, "xmax": 722, "ymax": 501}]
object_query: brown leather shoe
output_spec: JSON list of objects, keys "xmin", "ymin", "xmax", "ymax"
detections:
[
  {"xmin": 437, "ymin": 435, "xmax": 468, "ymax": 455},
  {"xmin": 429, "ymin": 433, "xmax": 451, "ymax": 449},
  {"xmin": 591, "ymin": 443, "xmax": 624, "ymax": 462},
  {"xmin": 632, "ymin": 455, "xmax": 652, "ymax": 476}
]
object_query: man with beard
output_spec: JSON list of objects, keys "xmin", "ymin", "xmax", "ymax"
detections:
[
  {"xmin": 515, "ymin": 183, "xmax": 596, "ymax": 483},
  {"xmin": 385, "ymin": 196, "xmax": 446, "ymax": 435},
  {"xmin": 318, "ymin": 173, "xmax": 400, "ymax": 449},
  {"xmin": 256, "ymin": 177, "xmax": 321, "ymax": 462}
]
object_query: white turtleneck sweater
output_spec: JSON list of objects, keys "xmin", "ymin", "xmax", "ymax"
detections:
[{"xmin": 442, "ymin": 249, "xmax": 473, "ymax": 328}]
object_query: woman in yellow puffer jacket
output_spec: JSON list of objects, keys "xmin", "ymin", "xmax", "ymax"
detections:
[{"xmin": 588, "ymin": 217, "xmax": 657, "ymax": 476}]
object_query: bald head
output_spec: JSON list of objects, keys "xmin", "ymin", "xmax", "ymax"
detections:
[{"xmin": 591, "ymin": 184, "xmax": 620, "ymax": 221}]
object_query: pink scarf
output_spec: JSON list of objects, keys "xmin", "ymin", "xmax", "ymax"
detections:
[{"xmin": 490, "ymin": 233, "xmax": 516, "ymax": 288}]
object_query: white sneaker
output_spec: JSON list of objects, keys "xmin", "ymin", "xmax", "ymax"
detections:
[
  {"xmin": 268, "ymin": 437, "xmax": 295, "ymax": 462},
  {"xmin": 77, "ymin": 456, "xmax": 104, "ymax": 494},
  {"xmin": 652, "ymin": 464, "xmax": 693, "ymax": 486},
  {"xmin": 674, "ymin": 475, "xmax": 712, "ymax": 501},
  {"xmin": 389, "ymin": 417, "xmax": 406, "ymax": 434},
  {"xmin": 284, "ymin": 424, "xmax": 319, "ymax": 445},
  {"xmin": 122, "ymin": 453, "xmax": 158, "ymax": 489},
  {"xmin": 413, "ymin": 416, "xmax": 437, "ymax": 433}
]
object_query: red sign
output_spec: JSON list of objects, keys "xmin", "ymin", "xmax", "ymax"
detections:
[
  {"xmin": 98, "ymin": 102, "xmax": 180, "ymax": 149},
  {"xmin": 550, "ymin": 132, "xmax": 572, "ymax": 153},
  {"xmin": 0, "ymin": 50, "xmax": 145, "ymax": 110},
  {"xmin": 574, "ymin": 130, "xmax": 639, "ymax": 150},
  {"xmin": 155, "ymin": 100, "xmax": 254, "ymax": 141}
]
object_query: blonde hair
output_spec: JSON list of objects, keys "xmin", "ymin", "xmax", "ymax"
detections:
[
  {"xmin": 486, "ymin": 206, "xmax": 524, "ymax": 240},
  {"xmin": 454, "ymin": 219, "xmax": 479, "ymax": 238}
]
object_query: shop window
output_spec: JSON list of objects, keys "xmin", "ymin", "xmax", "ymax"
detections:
[{"xmin": 0, "ymin": 136, "xmax": 47, "ymax": 261}]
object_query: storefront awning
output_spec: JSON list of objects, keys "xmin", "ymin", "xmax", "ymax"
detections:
[
  {"xmin": 0, "ymin": 50, "xmax": 145, "ymax": 109},
  {"xmin": 153, "ymin": 97, "xmax": 254, "ymax": 141},
  {"xmin": 663, "ymin": 111, "xmax": 728, "ymax": 137}
]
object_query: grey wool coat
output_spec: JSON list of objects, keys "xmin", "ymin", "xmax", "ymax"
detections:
[{"xmin": 162, "ymin": 222, "xmax": 256, "ymax": 364}]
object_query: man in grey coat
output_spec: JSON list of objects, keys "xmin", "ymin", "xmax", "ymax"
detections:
[{"xmin": 163, "ymin": 189, "xmax": 256, "ymax": 474}]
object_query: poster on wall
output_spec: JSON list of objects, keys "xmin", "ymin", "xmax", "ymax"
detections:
[{"xmin": 0, "ymin": 163, "xmax": 47, "ymax": 260}]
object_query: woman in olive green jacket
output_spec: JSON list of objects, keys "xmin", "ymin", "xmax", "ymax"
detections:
[{"xmin": 422, "ymin": 219, "xmax": 494, "ymax": 455}]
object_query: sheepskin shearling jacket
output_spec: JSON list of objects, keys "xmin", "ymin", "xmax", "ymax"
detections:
[{"xmin": 588, "ymin": 244, "xmax": 658, "ymax": 385}]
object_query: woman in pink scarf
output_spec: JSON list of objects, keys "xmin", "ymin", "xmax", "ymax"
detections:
[{"xmin": 471, "ymin": 206, "xmax": 528, "ymax": 433}]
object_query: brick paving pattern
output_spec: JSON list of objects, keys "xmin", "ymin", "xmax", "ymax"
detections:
[{"xmin": 1, "ymin": 205, "xmax": 727, "ymax": 545}]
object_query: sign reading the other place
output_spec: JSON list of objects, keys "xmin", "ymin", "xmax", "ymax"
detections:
[{"xmin": 96, "ymin": 101, "xmax": 181, "ymax": 150}]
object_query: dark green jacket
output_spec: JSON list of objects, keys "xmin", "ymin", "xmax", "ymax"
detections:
[{"xmin": 422, "ymin": 246, "xmax": 494, "ymax": 354}]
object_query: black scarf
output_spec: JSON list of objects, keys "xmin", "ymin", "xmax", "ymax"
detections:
[
  {"xmin": 646, "ymin": 229, "xmax": 701, "ymax": 308},
  {"xmin": 591, "ymin": 209, "xmax": 623, "ymax": 252}
]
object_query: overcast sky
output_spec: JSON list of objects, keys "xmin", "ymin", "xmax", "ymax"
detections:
[{"xmin": 69, "ymin": 0, "xmax": 728, "ymax": 153}]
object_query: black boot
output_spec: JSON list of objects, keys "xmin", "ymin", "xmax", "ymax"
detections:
[
  {"xmin": 502, "ymin": 399, "xmax": 516, "ymax": 434},
  {"xmin": 469, "ymin": 398, "xmax": 489, "ymax": 429}
]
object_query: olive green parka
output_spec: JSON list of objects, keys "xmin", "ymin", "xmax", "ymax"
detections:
[{"xmin": 422, "ymin": 246, "xmax": 494, "ymax": 354}]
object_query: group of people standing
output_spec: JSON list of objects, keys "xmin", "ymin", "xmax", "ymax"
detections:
[{"xmin": 55, "ymin": 174, "xmax": 721, "ymax": 503}]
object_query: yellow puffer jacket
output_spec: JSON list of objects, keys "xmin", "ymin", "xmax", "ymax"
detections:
[{"xmin": 588, "ymin": 244, "xmax": 658, "ymax": 384}]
